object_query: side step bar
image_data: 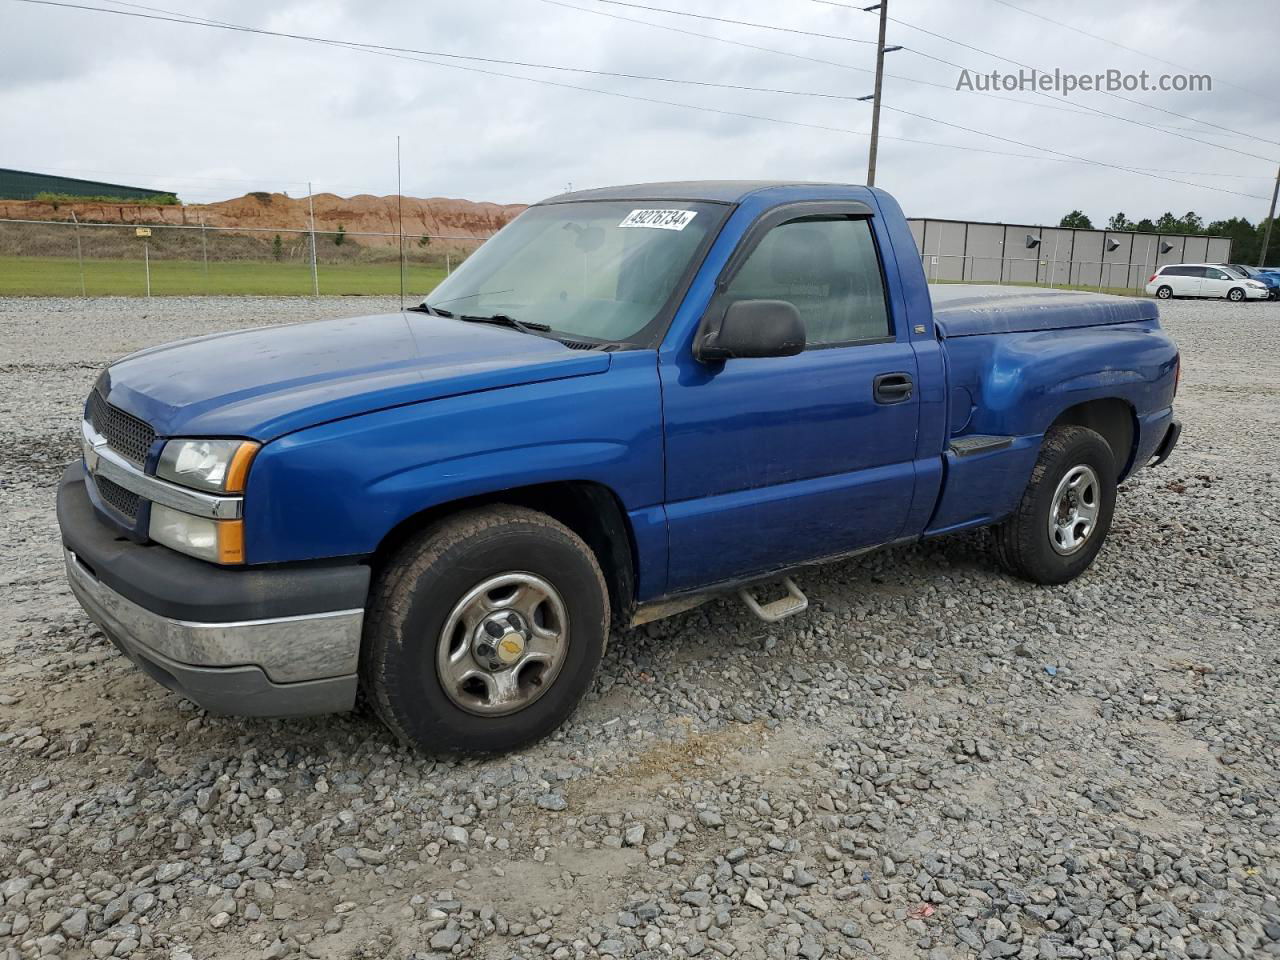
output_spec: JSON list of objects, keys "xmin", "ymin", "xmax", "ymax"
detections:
[
  {"xmin": 948, "ymin": 434, "xmax": 1013, "ymax": 457},
  {"xmin": 739, "ymin": 577, "xmax": 808, "ymax": 623}
]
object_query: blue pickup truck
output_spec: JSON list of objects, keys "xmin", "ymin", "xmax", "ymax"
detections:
[{"xmin": 58, "ymin": 181, "xmax": 1181, "ymax": 753}]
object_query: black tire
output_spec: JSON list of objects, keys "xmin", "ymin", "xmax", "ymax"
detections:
[
  {"xmin": 1155, "ymin": 285, "xmax": 1173, "ymax": 300},
  {"xmin": 361, "ymin": 505, "xmax": 609, "ymax": 754},
  {"xmin": 992, "ymin": 426, "xmax": 1117, "ymax": 585},
  {"xmin": 1269, "ymin": 289, "xmax": 1278, "ymax": 301},
  {"xmin": 1228, "ymin": 287, "xmax": 1245, "ymax": 302}
]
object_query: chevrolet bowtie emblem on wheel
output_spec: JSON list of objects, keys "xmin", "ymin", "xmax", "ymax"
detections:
[{"xmin": 497, "ymin": 635, "xmax": 525, "ymax": 664}]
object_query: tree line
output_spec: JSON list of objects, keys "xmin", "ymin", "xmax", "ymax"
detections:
[{"xmin": 1057, "ymin": 209, "xmax": 1276, "ymax": 265}]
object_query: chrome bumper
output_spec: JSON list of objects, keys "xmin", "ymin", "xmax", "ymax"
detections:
[{"xmin": 65, "ymin": 548, "xmax": 362, "ymax": 716}]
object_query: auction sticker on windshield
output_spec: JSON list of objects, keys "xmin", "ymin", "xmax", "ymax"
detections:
[{"xmin": 619, "ymin": 209, "xmax": 698, "ymax": 231}]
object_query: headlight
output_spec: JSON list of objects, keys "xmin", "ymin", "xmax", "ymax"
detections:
[
  {"xmin": 149, "ymin": 503, "xmax": 245, "ymax": 564},
  {"xmin": 157, "ymin": 438, "xmax": 258, "ymax": 493},
  {"xmin": 152, "ymin": 438, "xmax": 256, "ymax": 564}
]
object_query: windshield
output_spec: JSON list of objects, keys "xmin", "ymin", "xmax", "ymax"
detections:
[
  {"xmin": 1222, "ymin": 265, "xmax": 1249, "ymax": 279},
  {"xmin": 424, "ymin": 200, "xmax": 725, "ymax": 344},
  {"xmin": 1230, "ymin": 264, "xmax": 1259, "ymax": 277}
]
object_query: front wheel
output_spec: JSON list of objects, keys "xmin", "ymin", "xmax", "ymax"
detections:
[
  {"xmin": 1228, "ymin": 287, "xmax": 1245, "ymax": 302},
  {"xmin": 361, "ymin": 505, "xmax": 609, "ymax": 754},
  {"xmin": 992, "ymin": 426, "xmax": 1117, "ymax": 585}
]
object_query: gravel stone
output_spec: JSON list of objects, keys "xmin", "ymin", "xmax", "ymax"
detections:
[{"xmin": 0, "ymin": 295, "xmax": 1276, "ymax": 960}]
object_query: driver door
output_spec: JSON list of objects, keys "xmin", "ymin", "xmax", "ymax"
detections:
[{"xmin": 658, "ymin": 206, "xmax": 920, "ymax": 594}]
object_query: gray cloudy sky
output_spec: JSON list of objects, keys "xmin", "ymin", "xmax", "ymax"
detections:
[{"xmin": 2, "ymin": 0, "xmax": 1278, "ymax": 225}]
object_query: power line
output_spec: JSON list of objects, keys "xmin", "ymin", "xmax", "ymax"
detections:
[
  {"xmin": 541, "ymin": 0, "xmax": 1275, "ymax": 189},
  {"xmin": 108, "ymin": 0, "xmax": 1269, "ymax": 157},
  {"xmin": 93, "ymin": 0, "xmax": 898, "ymax": 104},
  {"xmin": 570, "ymin": 0, "xmax": 1279, "ymax": 162},
  {"xmin": 9, "ymin": 0, "xmax": 1020, "ymax": 110},
  {"xmin": 85, "ymin": 0, "xmax": 1278, "ymax": 176},
  {"xmin": 586, "ymin": 0, "xmax": 878, "ymax": 45},
  {"xmin": 4, "ymin": 1, "xmax": 1062, "ymax": 158},
  {"xmin": 27, "ymin": 6, "xmax": 1277, "ymax": 188},
  {"xmin": 535, "ymin": 0, "xmax": 1269, "ymax": 146},
  {"xmin": 879, "ymin": 103, "xmax": 1261, "ymax": 203},
  {"xmin": 11, "ymin": 0, "xmax": 1270, "ymax": 202},
  {"xmin": 806, "ymin": 0, "xmax": 1280, "ymax": 155},
  {"xmin": 984, "ymin": 0, "xmax": 1278, "ymax": 106}
]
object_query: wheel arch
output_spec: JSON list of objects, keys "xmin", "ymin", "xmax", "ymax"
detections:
[
  {"xmin": 1046, "ymin": 397, "xmax": 1137, "ymax": 480},
  {"xmin": 369, "ymin": 480, "xmax": 639, "ymax": 626}
]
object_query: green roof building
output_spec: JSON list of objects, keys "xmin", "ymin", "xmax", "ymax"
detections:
[{"xmin": 0, "ymin": 168, "xmax": 175, "ymax": 202}]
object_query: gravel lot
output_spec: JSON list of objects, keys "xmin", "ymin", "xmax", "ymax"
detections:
[{"xmin": 0, "ymin": 295, "xmax": 1277, "ymax": 960}]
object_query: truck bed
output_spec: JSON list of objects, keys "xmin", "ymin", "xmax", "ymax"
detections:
[{"xmin": 929, "ymin": 284, "xmax": 1158, "ymax": 338}]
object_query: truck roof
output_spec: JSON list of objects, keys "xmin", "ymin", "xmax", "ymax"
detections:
[{"xmin": 542, "ymin": 180, "xmax": 855, "ymax": 205}]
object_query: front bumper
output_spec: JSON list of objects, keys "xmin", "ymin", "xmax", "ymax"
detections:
[{"xmin": 58, "ymin": 464, "xmax": 369, "ymax": 717}]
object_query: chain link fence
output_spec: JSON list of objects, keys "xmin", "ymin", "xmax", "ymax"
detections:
[{"xmin": 0, "ymin": 218, "xmax": 487, "ymax": 297}]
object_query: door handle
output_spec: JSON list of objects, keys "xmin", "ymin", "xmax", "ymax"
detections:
[{"xmin": 873, "ymin": 372, "xmax": 913, "ymax": 404}]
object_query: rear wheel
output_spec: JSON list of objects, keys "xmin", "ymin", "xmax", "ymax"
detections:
[
  {"xmin": 1155, "ymin": 285, "xmax": 1173, "ymax": 299},
  {"xmin": 1228, "ymin": 287, "xmax": 1245, "ymax": 302},
  {"xmin": 361, "ymin": 505, "xmax": 609, "ymax": 754},
  {"xmin": 993, "ymin": 426, "xmax": 1117, "ymax": 585}
]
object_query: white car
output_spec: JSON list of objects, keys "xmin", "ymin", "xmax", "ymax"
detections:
[{"xmin": 1146, "ymin": 263, "xmax": 1269, "ymax": 302}]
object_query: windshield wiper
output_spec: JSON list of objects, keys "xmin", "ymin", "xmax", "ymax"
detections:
[{"xmin": 457, "ymin": 313, "xmax": 551, "ymax": 334}]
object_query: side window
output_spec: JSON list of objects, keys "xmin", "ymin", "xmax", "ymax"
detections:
[
  {"xmin": 723, "ymin": 216, "xmax": 891, "ymax": 347},
  {"xmin": 1205, "ymin": 268, "xmax": 1227, "ymax": 280},
  {"xmin": 1163, "ymin": 266, "xmax": 1187, "ymax": 277}
]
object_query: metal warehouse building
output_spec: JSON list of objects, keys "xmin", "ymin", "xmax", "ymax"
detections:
[
  {"xmin": 0, "ymin": 168, "xmax": 174, "ymax": 202},
  {"xmin": 907, "ymin": 217, "xmax": 1233, "ymax": 290}
]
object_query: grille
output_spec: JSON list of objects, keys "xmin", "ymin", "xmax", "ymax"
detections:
[
  {"xmin": 94, "ymin": 475, "xmax": 141, "ymax": 521},
  {"xmin": 86, "ymin": 390, "xmax": 155, "ymax": 466}
]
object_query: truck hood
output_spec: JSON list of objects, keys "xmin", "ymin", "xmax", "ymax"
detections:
[{"xmin": 100, "ymin": 312, "xmax": 612, "ymax": 440}]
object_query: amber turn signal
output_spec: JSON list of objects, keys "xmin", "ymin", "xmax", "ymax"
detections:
[
  {"xmin": 224, "ymin": 442, "xmax": 260, "ymax": 494},
  {"xmin": 216, "ymin": 520, "xmax": 245, "ymax": 565}
]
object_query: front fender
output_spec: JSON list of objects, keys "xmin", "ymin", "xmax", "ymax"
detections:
[{"xmin": 242, "ymin": 352, "xmax": 664, "ymax": 566}]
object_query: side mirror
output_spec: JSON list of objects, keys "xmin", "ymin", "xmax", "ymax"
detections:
[{"xmin": 695, "ymin": 299, "xmax": 806, "ymax": 362}]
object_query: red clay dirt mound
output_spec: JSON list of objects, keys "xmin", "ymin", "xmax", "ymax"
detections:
[{"xmin": 0, "ymin": 192, "xmax": 527, "ymax": 249}]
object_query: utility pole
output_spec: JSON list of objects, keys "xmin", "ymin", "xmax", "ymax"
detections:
[
  {"xmin": 1259, "ymin": 164, "xmax": 1280, "ymax": 267},
  {"xmin": 866, "ymin": 0, "xmax": 888, "ymax": 186},
  {"xmin": 859, "ymin": 2, "xmax": 900, "ymax": 187}
]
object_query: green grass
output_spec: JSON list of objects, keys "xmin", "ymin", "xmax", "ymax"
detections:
[
  {"xmin": 33, "ymin": 191, "xmax": 180, "ymax": 206},
  {"xmin": 0, "ymin": 256, "xmax": 449, "ymax": 297}
]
